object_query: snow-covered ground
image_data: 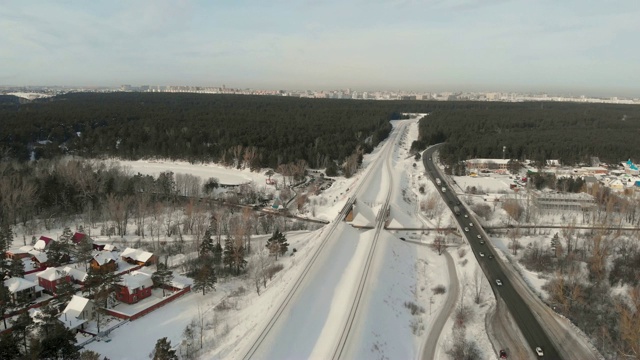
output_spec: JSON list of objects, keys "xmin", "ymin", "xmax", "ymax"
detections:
[{"xmin": 7, "ymin": 114, "xmax": 559, "ymax": 359}]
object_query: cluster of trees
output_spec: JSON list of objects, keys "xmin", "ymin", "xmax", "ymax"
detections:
[
  {"xmin": 0, "ymin": 93, "xmax": 399, "ymax": 172},
  {"xmin": 412, "ymin": 102, "xmax": 640, "ymax": 168}
]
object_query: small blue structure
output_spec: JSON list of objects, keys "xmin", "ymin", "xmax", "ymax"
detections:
[{"xmin": 626, "ymin": 159, "xmax": 638, "ymax": 171}]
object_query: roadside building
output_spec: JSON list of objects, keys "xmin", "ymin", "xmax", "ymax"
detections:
[{"xmin": 533, "ymin": 191, "xmax": 596, "ymax": 211}]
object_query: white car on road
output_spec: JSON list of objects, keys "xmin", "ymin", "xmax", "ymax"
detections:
[
  {"xmin": 535, "ymin": 347, "xmax": 544, "ymax": 357},
  {"xmin": 496, "ymin": 279, "xmax": 503, "ymax": 286}
]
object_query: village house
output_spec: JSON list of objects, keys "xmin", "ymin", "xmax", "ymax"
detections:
[
  {"xmin": 90, "ymin": 252, "xmax": 118, "ymax": 273},
  {"xmin": 115, "ymin": 271, "xmax": 153, "ymax": 304},
  {"xmin": 71, "ymin": 232, "xmax": 91, "ymax": 245},
  {"xmin": 62, "ymin": 265, "xmax": 88, "ymax": 286},
  {"xmin": 36, "ymin": 267, "xmax": 71, "ymax": 294},
  {"xmin": 120, "ymin": 248, "xmax": 156, "ymax": 266},
  {"xmin": 30, "ymin": 252, "xmax": 49, "ymax": 269},
  {"xmin": 5, "ymin": 246, "xmax": 34, "ymax": 260},
  {"xmin": 33, "ymin": 236, "xmax": 54, "ymax": 251},
  {"xmin": 102, "ymin": 244, "xmax": 118, "ymax": 252},
  {"xmin": 58, "ymin": 295, "xmax": 94, "ymax": 332},
  {"xmin": 4, "ymin": 277, "xmax": 43, "ymax": 304}
]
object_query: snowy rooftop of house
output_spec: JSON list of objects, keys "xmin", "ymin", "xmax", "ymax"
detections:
[
  {"xmin": 71, "ymin": 232, "xmax": 90, "ymax": 244},
  {"xmin": 7, "ymin": 246, "xmax": 33, "ymax": 254},
  {"xmin": 62, "ymin": 266, "xmax": 88, "ymax": 282},
  {"xmin": 93, "ymin": 252, "xmax": 117, "ymax": 265},
  {"xmin": 170, "ymin": 273, "xmax": 194, "ymax": 289},
  {"xmin": 58, "ymin": 295, "xmax": 91, "ymax": 329},
  {"xmin": 36, "ymin": 267, "xmax": 67, "ymax": 281},
  {"xmin": 103, "ymin": 244, "xmax": 117, "ymax": 251},
  {"xmin": 120, "ymin": 248, "xmax": 153, "ymax": 263},
  {"xmin": 33, "ymin": 236, "xmax": 54, "ymax": 251},
  {"xmin": 4, "ymin": 277, "xmax": 39, "ymax": 293},
  {"xmin": 119, "ymin": 271, "xmax": 153, "ymax": 290},
  {"xmin": 30, "ymin": 252, "xmax": 48, "ymax": 263}
]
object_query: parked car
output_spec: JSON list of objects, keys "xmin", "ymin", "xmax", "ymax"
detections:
[{"xmin": 496, "ymin": 279, "xmax": 503, "ymax": 286}]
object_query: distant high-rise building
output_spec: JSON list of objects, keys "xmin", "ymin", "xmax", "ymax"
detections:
[{"xmin": 120, "ymin": 84, "xmax": 132, "ymax": 91}]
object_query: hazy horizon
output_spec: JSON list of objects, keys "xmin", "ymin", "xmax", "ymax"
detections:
[{"xmin": 1, "ymin": 1, "xmax": 639, "ymax": 97}]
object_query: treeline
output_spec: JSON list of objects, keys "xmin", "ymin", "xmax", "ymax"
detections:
[
  {"xmin": 413, "ymin": 102, "xmax": 640, "ymax": 167},
  {"xmin": 0, "ymin": 93, "xmax": 399, "ymax": 169}
]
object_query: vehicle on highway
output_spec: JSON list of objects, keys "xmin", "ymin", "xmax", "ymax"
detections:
[
  {"xmin": 499, "ymin": 349, "xmax": 507, "ymax": 358},
  {"xmin": 488, "ymin": 254, "xmax": 494, "ymax": 259},
  {"xmin": 456, "ymin": 200, "xmax": 461, "ymax": 205},
  {"xmin": 479, "ymin": 252, "xmax": 485, "ymax": 257},
  {"xmin": 428, "ymin": 157, "xmax": 431, "ymax": 161},
  {"xmin": 476, "ymin": 234, "xmax": 481, "ymax": 239},
  {"xmin": 464, "ymin": 214, "xmax": 468, "ymax": 218},
  {"xmin": 435, "ymin": 178, "xmax": 441, "ymax": 186},
  {"xmin": 479, "ymin": 240, "xmax": 485, "ymax": 245},
  {"xmin": 469, "ymin": 222, "xmax": 473, "ymax": 227},
  {"xmin": 464, "ymin": 227, "xmax": 469, "ymax": 232},
  {"xmin": 496, "ymin": 279, "xmax": 503, "ymax": 286},
  {"xmin": 441, "ymin": 187, "xmax": 446, "ymax": 193},
  {"xmin": 399, "ymin": 237, "xmax": 406, "ymax": 241},
  {"xmin": 535, "ymin": 347, "xmax": 544, "ymax": 357},
  {"xmin": 453, "ymin": 206, "xmax": 461, "ymax": 216}
]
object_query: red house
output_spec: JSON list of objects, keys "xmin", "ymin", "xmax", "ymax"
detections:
[
  {"xmin": 116, "ymin": 271, "xmax": 153, "ymax": 304},
  {"xmin": 71, "ymin": 232, "xmax": 91, "ymax": 245},
  {"xmin": 36, "ymin": 267, "xmax": 71, "ymax": 294}
]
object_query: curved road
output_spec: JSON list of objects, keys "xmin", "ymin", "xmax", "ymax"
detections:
[{"xmin": 421, "ymin": 249, "xmax": 459, "ymax": 360}]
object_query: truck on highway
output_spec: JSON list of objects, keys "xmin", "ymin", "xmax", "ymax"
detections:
[
  {"xmin": 435, "ymin": 178, "xmax": 442, "ymax": 186},
  {"xmin": 441, "ymin": 187, "xmax": 446, "ymax": 193},
  {"xmin": 453, "ymin": 206, "xmax": 461, "ymax": 216}
]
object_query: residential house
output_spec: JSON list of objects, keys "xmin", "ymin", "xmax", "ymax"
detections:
[
  {"xmin": 609, "ymin": 179, "xmax": 625, "ymax": 191},
  {"xmin": 5, "ymin": 246, "xmax": 34, "ymax": 260},
  {"xmin": 36, "ymin": 267, "xmax": 71, "ymax": 294},
  {"xmin": 4, "ymin": 277, "xmax": 43, "ymax": 304},
  {"xmin": 71, "ymin": 232, "xmax": 91, "ymax": 245},
  {"xmin": 120, "ymin": 248, "xmax": 155, "ymax": 266},
  {"xmin": 58, "ymin": 295, "xmax": 94, "ymax": 332},
  {"xmin": 61, "ymin": 265, "xmax": 88, "ymax": 286},
  {"xmin": 103, "ymin": 244, "xmax": 118, "ymax": 252},
  {"xmin": 115, "ymin": 271, "xmax": 153, "ymax": 304},
  {"xmin": 89, "ymin": 252, "xmax": 118, "ymax": 273},
  {"xmin": 30, "ymin": 252, "xmax": 49, "ymax": 269},
  {"xmin": 33, "ymin": 236, "xmax": 54, "ymax": 251}
]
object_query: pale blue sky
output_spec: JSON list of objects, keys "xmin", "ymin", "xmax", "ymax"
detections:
[{"xmin": 1, "ymin": 0, "xmax": 639, "ymax": 96}]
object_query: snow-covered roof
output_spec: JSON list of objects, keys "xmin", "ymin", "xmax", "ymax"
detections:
[
  {"xmin": 170, "ymin": 273, "xmax": 193, "ymax": 289},
  {"xmin": 36, "ymin": 267, "xmax": 67, "ymax": 281},
  {"xmin": 62, "ymin": 295, "xmax": 91, "ymax": 317},
  {"xmin": 58, "ymin": 295, "xmax": 92, "ymax": 329},
  {"xmin": 30, "ymin": 252, "xmax": 48, "ymax": 263},
  {"xmin": 62, "ymin": 266, "xmax": 88, "ymax": 282},
  {"xmin": 34, "ymin": 237, "xmax": 53, "ymax": 251},
  {"xmin": 92, "ymin": 252, "xmax": 117, "ymax": 265},
  {"xmin": 7, "ymin": 246, "xmax": 33, "ymax": 254},
  {"xmin": 121, "ymin": 248, "xmax": 154, "ymax": 263},
  {"xmin": 465, "ymin": 158, "xmax": 511, "ymax": 165},
  {"xmin": 103, "ymin": 244, "xmax": 117, "ymax": 251},
  {"xmin": 119, "ymin": 271, "xmax": 153, "ymax": 291},
  {"xmin": 4, "ymin": 277, "xmax": 38, "ymax": 293}
]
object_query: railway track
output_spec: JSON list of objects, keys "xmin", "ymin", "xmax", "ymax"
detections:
[
  {"xmin": 241, "ymin": 122, "xmax": 405, "ymax": 360},
  {"xmin": 331, "ymin": 123, "xmax": 402, "ymax": 359}
]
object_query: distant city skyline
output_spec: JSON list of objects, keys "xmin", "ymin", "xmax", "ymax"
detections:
[{"xmin": 1, "ymin": 1, "xmax": 639, "ymax": 97}]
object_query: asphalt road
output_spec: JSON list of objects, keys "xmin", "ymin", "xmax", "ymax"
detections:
[{"xmin": 422, "ymin": 144, "xmax": 562, "ymax": 360}]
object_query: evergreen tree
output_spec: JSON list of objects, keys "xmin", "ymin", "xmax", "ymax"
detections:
[
  {"xmin": 231, "ymin": 243, "xmax": 247, "ymax": 275},
  {"xmin": 74, "ymin": 238, "xmax": 94, "ymax": 271},
  {"xmin": 12, "ymin": 310, "xmax": 33, "ymax": 354},
  {"xmin": 46, "ymin": 241, "xmax": 67, "ymax": 267},
  {"xmin": 212, "ymin": 242, "xmax": 223, "ymax": 268},
  {"xmin": 152, "ymin": 263, "xmax": 174, "ymax": 297},
  {"xmin": 55, "ymin": 278, "xmax": 76, "ymax": 304},
  {"xmin": 222, "ymin": 236, "xmax": 234, "ymax": 272},
  {"xmin": 198, "ymin": 228, "xmax": 215, "ymax": 258},
  {"xmin": 78, "ymin": 350, "xmax": 102, "ymax": 360},
  {"xmin": 0, "ymin": 332, "xmax": 19, "ymax": 360},
  {"xmin": 0, "ymin": 285, "xmax": 11, "ymax": 329},
  {"xmin": 153, "ymin": 337, "xmax": 178, "ymax": 360},
  {"xmin": 266, "ymin": 229, "xmax": 288, "ymax": 260},
  {"xmin": 58, "ymin": 226, "xmax": 74, "ymax": 255},
  {"xmin": 38, "ymin": 322, "xmax": 78, "ymax": 360},
  {"xmin": 192, "ymin": 262, "xmax": 216, "ymax": 295},
  {"xmin": 0, "ymin": 224, "xmax": 13, "ymax": 276},
  {"xmin": 8, "ymin": 258, "xmax": 25, "ymax": 278}
]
